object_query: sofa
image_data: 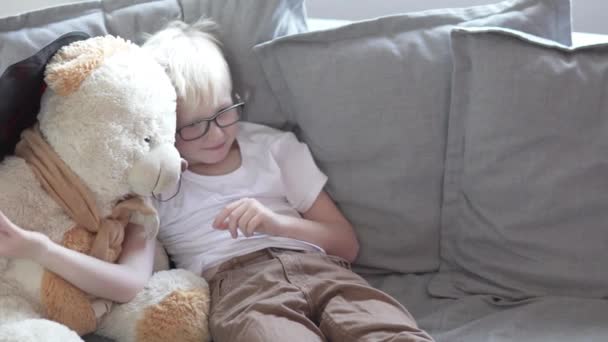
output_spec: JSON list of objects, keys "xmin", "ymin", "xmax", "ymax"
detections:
[{"xmin": 2, "ymin": 0, "xmax": 608, "ymax": 341}]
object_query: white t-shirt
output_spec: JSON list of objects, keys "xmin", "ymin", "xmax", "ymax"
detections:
[{"xmin": 155, "ymin": 122, "xmax": 328, "ymax": 275}]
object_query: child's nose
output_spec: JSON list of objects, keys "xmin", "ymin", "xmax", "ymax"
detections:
[{"xmin": 206, "ymin": 121, "xmax": 225, "ymax": 140}]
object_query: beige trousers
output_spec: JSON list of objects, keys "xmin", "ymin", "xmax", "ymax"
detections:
[{"xmin": 208, "ymin": 248, "xmax": 434, "ymax": 342}]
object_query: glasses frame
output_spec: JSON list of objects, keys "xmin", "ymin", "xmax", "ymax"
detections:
[
  {"xmin": 152, "ymin": 173, "xmax": 182, "ymax": 202},
  {"xmin": 177, "ymin": 93, "xmax": 245, "ymax": 141}
]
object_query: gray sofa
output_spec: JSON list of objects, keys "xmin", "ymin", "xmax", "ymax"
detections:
[{"xmin": 2, "ymin": 0, "xmax": 608, "ymax": 341}]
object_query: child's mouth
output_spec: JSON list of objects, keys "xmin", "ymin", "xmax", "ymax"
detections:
[{"xmin": 204, "ymin": 142, "xmax": 225, "ymax": 150}]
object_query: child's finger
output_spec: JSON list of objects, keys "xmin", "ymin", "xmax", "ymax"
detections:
[
  {"xmin": 246, "ymin": 215, "xmax": 263, "ymax": 236},
  {"xmin": 227, "ymin": 203, "xmax": 249, "ymax": 236},
  {"xmin": 229, "ymin": 225, "xmax": 238, "ymax": 239},
  {"xmin": 213, "ymin": 199, "xmax": 244, "ymax": 228},
  {"xmin": 238, "ymin": 207, "xmax": 257, "ymax": 237}
]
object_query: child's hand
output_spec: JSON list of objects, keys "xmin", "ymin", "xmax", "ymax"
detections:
[
  {"xmin": 213, "ymin": 198, "xmax": 282, "ymax": 239},
  {"xmin": 0, "ymin": 210, "xmax": 49, "ymax": 260}
]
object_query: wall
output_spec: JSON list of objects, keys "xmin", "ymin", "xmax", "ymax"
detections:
[
  {"xmin": 306, "ymin": 0, "xmax": 605, "ymax": 34},
  {"xmin": 0, "ymin": 0, "xmax": 79, "ymax": 17},
  {"xmin": 0, "ymin": 0, "xmax": 605, "ymax": 34}
]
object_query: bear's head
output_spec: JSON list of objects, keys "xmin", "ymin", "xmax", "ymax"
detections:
[{"xmin": 40, "ymin": 36, "xmax": 180, "ymax": 213}]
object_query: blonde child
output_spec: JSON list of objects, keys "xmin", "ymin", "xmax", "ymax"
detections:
[{"xmin": 144, "ymin": 19, "xmax": 434, "ymax": 342}]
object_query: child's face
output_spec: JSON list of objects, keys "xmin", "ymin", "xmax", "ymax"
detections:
[{"xmin": 175, "ymin": 91, "xmax": 239, "ymax": 167}]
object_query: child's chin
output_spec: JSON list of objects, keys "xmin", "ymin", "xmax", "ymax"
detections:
[{"xmin": 201, "ymin": 152, "xmax": 228, "ymax": 164}]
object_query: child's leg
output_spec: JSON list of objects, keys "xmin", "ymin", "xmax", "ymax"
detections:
[
  {"xmin": 293, "ymin": 252, "xmax": 435, "ymax": 342},
  {"xmin": 208, "ymin": 249, "xmax": 325, "ymax": 342}
]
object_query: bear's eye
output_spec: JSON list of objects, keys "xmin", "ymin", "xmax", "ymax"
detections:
[{"xmin": 144, "ymin": 137, "xmax": 152, "ymax": 143}]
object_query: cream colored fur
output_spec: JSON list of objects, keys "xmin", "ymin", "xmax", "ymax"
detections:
[
  {"xmin": 98, "ymin": 269, "xmax": 209, "ymax": 342},
  {"xmin": 0, "ymin": 36, "xmax": 209, "ymax": 342}
]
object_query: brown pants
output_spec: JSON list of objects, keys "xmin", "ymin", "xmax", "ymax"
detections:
[{"xmin": 208, "ymin": 248, "xmax": 434, "ymax": 342}]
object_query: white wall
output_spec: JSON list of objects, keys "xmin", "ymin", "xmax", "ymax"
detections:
[
  {"xmin": 306, "ymin": 0, "xmax": 608, "ymax": 34},
  {"xmin": 0, "ymin": 0, "xmax": 80, "ymax": 17},
  {"xmin": 0, "ymin": 0, "xmax": 606, "ymax": 34}
]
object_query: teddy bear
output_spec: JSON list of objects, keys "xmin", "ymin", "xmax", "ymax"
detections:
[{"xmin": 0, "ymin": 34, "xmax": 210, "ymax": 342}]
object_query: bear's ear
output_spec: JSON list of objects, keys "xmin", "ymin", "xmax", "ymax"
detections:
[{"xmin": 44, "ymin": 35, "xmax": 133, "ymax": 96}]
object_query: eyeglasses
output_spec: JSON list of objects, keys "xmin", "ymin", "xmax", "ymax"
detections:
[
  {"xmin": 177, "ymin": 93, "xmax": 244, "ymax": 141},
  {"xmin": 152, "ymin": 173, "xmax": 182, "ymax": 202}
]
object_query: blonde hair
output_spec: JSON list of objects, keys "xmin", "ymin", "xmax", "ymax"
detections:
[{"xmin": 143, "ymin": 19, "xmax": 232, "ymax": 114}]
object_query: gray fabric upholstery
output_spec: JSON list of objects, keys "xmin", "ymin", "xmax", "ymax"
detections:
[
  {"xmin": 429, "ymin": 27, "xmax": 608, "ymax": 299},
  {"xmin": 252, "ymin": 0, "xmax": 572, "ymax": 274},
  {"xmin": 365, "ymin": 273, "xmax": 608, "ymax": 342},
  {"xmin": 0, "ymin": 0, "xmax": 181, "ymax": 75}
]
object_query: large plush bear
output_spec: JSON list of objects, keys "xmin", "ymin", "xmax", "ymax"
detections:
[{"xmin": 0, "ymin": 35, "xmax": 209, "ymax": 342}]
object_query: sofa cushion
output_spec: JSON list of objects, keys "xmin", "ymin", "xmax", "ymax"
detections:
[
  {"xmin": 429, "ymin": 27, "xmax": 608, "ymax": 299},
  {"xmin": 358, "ymin": 272, "xmax": 608, "ymax": 342},
  {"xmin": 0, "ymin": 0, "xmax": 182, "ymax": 75},
  {"xmin": 252, "ymin": 0, "xmax": 572, "ymax": 274},
  {"xmin": 420, "ymin": 294, "xmax": 608, "ymax": 342},
  {"xmin": 1, "ymin": 0, "xmax": 308, "ymax": 129}
]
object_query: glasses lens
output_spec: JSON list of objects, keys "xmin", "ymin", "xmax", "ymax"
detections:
[
  {"xmin": 178, "ymin": 100, "xmax": 243, "ymax": 141},
  {"xmin": 217, "ymin": 105, "xmax": 242, "ymax": 127},
  {"xmin": 180, "ymin": 121, "xmax": 209, "ymax": 140}
]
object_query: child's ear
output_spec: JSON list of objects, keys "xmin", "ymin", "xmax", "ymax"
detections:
[{"xmin": 44, "ymin": 35, "xmax": 131, "ymax": 96}]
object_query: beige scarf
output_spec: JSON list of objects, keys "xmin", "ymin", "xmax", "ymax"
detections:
[{"xmin": 14, "ymin": 124, "xmax": 156, "ymax": 262}]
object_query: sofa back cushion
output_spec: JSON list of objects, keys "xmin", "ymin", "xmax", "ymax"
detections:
[
  {"xmin": 429, "ymin": 27, "xmax": 608, "ymax": 299},
  {"xmin": 252, "ymin": 0, "xmax": 572, "ymax": 273},
  {"xmin": 0, "ymin": 0, "xmax": 183, "ymax": 75}
]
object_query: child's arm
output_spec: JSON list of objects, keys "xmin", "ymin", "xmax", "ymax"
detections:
[
  {"xmin": 284, "ymin": 190, "xmax": 360, "ymax": 262},
  {"xmin": 213, "ymin": 191, "xmax": 360, "ymax": 262},
  {"xmin": 0, "ymin": 209, "xmax": 155, "ymax": 303}
]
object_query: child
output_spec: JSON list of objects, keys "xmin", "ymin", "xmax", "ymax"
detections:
[{"xmin": 144, "ymin": 20, "xmax": 434, "ymax": 342}]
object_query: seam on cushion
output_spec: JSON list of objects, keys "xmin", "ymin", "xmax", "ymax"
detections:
[
  {"xmin": 285, "ymin": 0, "xmax": 308, "ymax": 31},
  {"xmin": 176, "ymin": 0, "xmax": 185, "ymax": 21},
  {"xmin": 101, "ymin": 0, "xmax": 180, "ymax": 36},
  {"xmin": 437, "ymin": 30, "xmax": 472, "ymax": 279},
  {"xmin": 249, "ymin": 1, "xmax": 308, "ymax": 129},
  {"xmin": 101, "ymin": 0, "xmax": 172, "ymax": 12},
  {"xmin": 252, "ymin": 42, "xmax": 298, "ymax": 129}
]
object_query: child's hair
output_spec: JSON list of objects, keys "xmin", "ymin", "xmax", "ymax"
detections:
[{"xmin": 143, "ymin": 19, "xmax": 232, "ymax": 114}]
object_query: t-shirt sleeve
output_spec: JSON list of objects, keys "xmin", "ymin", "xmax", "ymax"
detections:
[{"xmin": 270, "ymin": 132, "xmax": 328, "ymax": 213}]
